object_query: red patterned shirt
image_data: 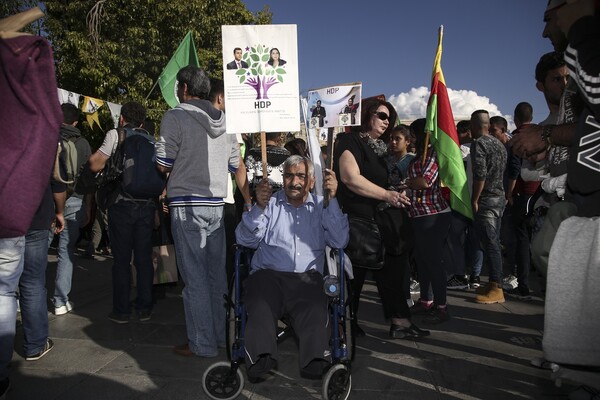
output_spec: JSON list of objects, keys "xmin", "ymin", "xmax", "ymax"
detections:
[{"xmin": 407, "ymin": 147, "xmax": 450, "ymax": 217}]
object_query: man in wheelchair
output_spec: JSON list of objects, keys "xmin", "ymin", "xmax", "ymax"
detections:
[{"xmin": 235, "ymin": 155, "xmax": 349, "ymax": 381}]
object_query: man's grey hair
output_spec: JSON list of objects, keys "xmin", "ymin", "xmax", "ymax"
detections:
[
  {"xmin": 284, "ymin": 155, "xmax": 314, "ymax": 179},
  {"xmin": 176, "ymin": 65, "xmax": 210, "ymax": 99}
]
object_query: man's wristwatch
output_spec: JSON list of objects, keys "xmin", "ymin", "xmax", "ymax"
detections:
[{"xmin": 541, "ymin": 125, "xmax": 554, "ymax": 147}]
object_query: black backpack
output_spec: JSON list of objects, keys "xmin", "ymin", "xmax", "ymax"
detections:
[
  {"xmin": 119, "ymin": 128, "xmax": 166, "ymax": 199},
  {"xmin": 96, "ymin": 127, "xmax": 166, "ymax": 209}
]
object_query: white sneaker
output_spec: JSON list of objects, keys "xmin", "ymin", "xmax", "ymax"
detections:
[
  {"xmin": 502, "ymin": 275, "xmax": 518, "ymax": 290},
  {"xmin": 54, "ymin": 301, "xmax": 73, "ymax": 316},
  {"xmin": 409, "ymin": 280, "xmax": 420, "ymax": 295}
]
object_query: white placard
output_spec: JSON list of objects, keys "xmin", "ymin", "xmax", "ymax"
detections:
[
  {"xmin": 306, "ymin": 83, "xmax": 362, "ymax": 129},
  {"xmin": 222, "ymin": 24, "xmax": 300, "ymax": 134}
]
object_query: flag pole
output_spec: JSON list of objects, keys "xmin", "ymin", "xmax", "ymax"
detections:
[
  {"xmin": 422, "ymin": 133, "xmax": 430, "ymax": 166},
  {"xmin": 423, "ymin": 25, "xmax": 443, "ymax": 166},
  {"xmin": 145, "ymin": 79, "xmax": 160, "ymax": 101}
]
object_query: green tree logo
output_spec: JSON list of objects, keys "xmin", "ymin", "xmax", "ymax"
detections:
[{"xmin": 235, "ymin": 44, "xmax": 286, "ymax": 99}]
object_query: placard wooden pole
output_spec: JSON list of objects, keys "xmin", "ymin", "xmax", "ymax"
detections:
[
  {"xmin": 324, "ymin": 127, "xmax": 335, "ymax": 208},
  {"xmin": 260, "ymin": 131, "xmax": 268, "ymax": 181}
]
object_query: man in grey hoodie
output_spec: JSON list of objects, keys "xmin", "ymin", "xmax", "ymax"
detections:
[{"xmin": 156, "ymin": 65, "xmax": 240, "ymax": 358}]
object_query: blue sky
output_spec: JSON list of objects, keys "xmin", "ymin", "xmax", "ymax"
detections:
[{"xmin": 242, "ymin": 0, "xmax": 554, "ymax": 128}]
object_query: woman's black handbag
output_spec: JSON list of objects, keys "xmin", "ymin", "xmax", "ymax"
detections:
[
  {"xmin": 345, "ymin": 215, "xmax": 385, "ymax": 270},
  {"xmin": 374, "ymin": 205, "xmax": 414, "ymax": 256}
]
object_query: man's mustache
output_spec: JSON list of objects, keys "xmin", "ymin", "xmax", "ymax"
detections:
[{"xmin": 288, "ymin": 184, "xmax": 303, "ymax": 191}]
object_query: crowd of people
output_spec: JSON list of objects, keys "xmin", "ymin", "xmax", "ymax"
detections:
[{"xmin": 1, "ymin": 0, "xmax": 598, "ymax": 398}]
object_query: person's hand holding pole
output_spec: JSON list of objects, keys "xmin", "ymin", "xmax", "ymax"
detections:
[{"xmin": 254, "ymin": 179, "xmax": 272, "ymax": 210}]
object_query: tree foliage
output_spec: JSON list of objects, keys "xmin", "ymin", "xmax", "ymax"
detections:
[{"xmin": 2, "ymin": 1, "xmax": 272, "ymax": 146}]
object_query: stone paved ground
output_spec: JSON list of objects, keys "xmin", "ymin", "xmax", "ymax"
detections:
[{"xmin": 9, "ymin": 248, "xmax": 581, "ymax": 399}]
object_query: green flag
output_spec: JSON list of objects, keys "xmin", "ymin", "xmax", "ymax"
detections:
[{"xmin": 158, "ymin": 31, "xmax": 200, "ymax": 108}]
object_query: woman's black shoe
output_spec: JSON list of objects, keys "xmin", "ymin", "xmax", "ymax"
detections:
[{"xmin": 389, "ymin": 323, "xmax": 430, "ymax": 339}]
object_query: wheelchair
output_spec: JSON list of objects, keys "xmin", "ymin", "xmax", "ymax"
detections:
[{"xmin": 202, "ymin": 245, "xmax": 355, "ymax": 400}]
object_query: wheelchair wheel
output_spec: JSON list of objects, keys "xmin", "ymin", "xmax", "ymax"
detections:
[
  {"xmin": 322, "ymin": 363, "xmax": 351, "ymax": 400},
  {"xmin": 202, "ymin": 361, "xmax": 244, "ymax": 400}
]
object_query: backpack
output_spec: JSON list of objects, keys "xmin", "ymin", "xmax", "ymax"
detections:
[
  {"xmin": 96, "ymin": 127, "xmax": 166, "ymax": 209},
  {"xmin": 119, "ymin": 128, "xmax": 166, "ymax": 199},
  {"xmin": 62, "ymin": 137, "xmax": 80, "ymax": 196}
]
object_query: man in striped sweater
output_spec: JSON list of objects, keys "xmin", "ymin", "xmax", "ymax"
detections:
[{"xmin": 156, "ymin": 65, "xmax": 240, "ymax": 359}]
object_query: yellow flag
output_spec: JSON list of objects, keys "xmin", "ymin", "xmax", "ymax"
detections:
[{"xmin": 82, "ymin": 96, "xmax": 104, "ymax": 130}]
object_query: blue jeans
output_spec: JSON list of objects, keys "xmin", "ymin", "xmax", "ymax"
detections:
[
  {"xmin": 0, "ymin": 236, "xmax": 25, "ymax": 381},
  {"xmin": 474, "ymin": 205, "xmax": 504, "ymax": 283},
  {"xmin": 108, "ymin": 200, "xmax": 155, "ymax": 316},
  {"xmin": 171, "ymin": 206, "xmax": 227, "ymax": 357},
  {"xmin": 466, "ymin": 226, "xmax": 483, "ymax": 277},
  {"xmin": 50, "ymin": 196, "xmax": 84, "ymax": 307},
  {"xmin": 20, "ymin": 229, "xmax": 50, "ymax": 356}
]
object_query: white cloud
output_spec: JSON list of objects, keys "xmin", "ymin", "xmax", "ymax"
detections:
[
  {"xmin": 388, "ymin": 87, "xmax": 430, "ymax": 121},
  {"xmin": 388, "ymin": 86, "xmax": 515, "ymax": 131}
]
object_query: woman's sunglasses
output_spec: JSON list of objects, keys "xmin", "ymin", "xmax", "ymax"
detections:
[{"xmin": 373, "ymin": 112, "xmax": 389, "ymax": 121}]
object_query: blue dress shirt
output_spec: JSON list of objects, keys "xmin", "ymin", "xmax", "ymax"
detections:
[{"xmin": 235, "ymin": 191, "xmax": 349, "ymax": 274}]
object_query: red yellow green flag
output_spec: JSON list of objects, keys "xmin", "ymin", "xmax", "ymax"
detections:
[{"xmin": 425, "ymin": 26, "xmax": 473, "ymax": 219}]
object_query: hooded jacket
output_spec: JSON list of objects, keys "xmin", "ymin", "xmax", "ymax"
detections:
[
  {"xmin": 156, "ymin": 99, "xmax": 239, "ymax": 206},
  {"xmin": 60, "ymin": 124, "xmax": 91, "ymax": 198}
]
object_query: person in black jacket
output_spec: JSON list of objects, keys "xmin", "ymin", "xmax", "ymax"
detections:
[{"xmin": 333, "ymin": 98, "xmax": 428, "ymax": 340}]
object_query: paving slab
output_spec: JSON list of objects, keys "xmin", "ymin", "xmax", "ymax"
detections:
[{"xmin": 7, "ymin": 248, "xmax": 581, "ymax": 399}]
